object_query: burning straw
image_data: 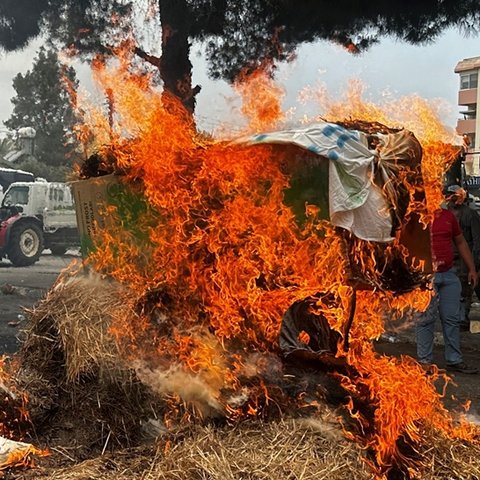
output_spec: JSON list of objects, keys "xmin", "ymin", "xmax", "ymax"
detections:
[
  {"xmin": 17, "ymin": 419, "xmax": 480, "ymax": 480},
  {"xmin": 11, "ymin": 250, "xmax": 480, "ymax": 479},
  {"xmin": 20, "ymin": 269, "xmax": 127, "ymax": 382}
]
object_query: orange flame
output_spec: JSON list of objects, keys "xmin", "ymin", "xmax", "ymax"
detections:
[
  {"xmin": 234, "ymin": 66, "xmax": 285, "ymax": 132},
  {"xmin": 0, "ymin": 358, "xmax": 49, "ymax": 473},
  {"xmin": 74, "ymin": 48, "xmax": 478, "ymax": 476},
  {"xmin": 0, "ymin": 445, "xmax": 49, "ymax": 471}
]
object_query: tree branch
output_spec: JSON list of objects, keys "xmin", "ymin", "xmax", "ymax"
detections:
[{"xmin": 133, "ymin": 47, "xmax": 161, "ymax": 68}]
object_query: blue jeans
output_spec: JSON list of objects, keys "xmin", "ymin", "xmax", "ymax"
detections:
[{"xmin": 416, "ymin": 268, "xmax": 463, "ymax": 365}]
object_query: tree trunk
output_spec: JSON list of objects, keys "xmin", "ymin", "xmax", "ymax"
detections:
[{"xmin": 159, "ymin": 0, "xmax": 200, "ymax": 118}]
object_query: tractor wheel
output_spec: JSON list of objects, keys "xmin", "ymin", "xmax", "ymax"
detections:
[
  {"xmin": 7, "ymin": 222, "xmax": 44, "ymax": 266},
  {"xmin": 50, "ymin": 246, "xmax": 67, "ymax": 256}
]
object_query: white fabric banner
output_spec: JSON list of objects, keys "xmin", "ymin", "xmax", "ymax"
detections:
[{"xmin": 239, "ymin": 122, "xmax": 393, "ymax": 242}]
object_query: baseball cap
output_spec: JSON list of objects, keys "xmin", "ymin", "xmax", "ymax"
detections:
[
  {"xmin": 446, "ymin": 184, "xmax": 462, "ymax": 193},
  {"xmin": 443, "ymin": 184, "xmax": 462, "ymax": 195}
]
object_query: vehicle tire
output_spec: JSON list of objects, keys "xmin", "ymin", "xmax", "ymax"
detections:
[
  {"xmin": 50, "ymin": 246, "xmax": 67, "ymax": 256},
  {"xmin": 7, "ymin": 221, "xmax": 44, "ymax": 266}
]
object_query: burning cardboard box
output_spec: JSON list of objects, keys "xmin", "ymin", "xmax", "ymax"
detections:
[
  {"xmin": 73, "ymin": 121, "xmax": 432, "ymax": 287},
  {"xmin": 71, "ymin": 174, "xmax": 152, "ymax": 258},
  {"xmin": 72, "ymin": 121, "xmax": 435, "ymax": 357},
  {"xmin": 71, "ymin": 174, "xmax": 120, "ymax": 257}
]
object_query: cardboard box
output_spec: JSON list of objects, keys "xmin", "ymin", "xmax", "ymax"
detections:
[
  {"xmin": 71, "ymin": 174, "xmax": 158, "ymax": 258},
  {"xmin": 71, "ymin": 174, "xmax": 121, "ymax": 256}
]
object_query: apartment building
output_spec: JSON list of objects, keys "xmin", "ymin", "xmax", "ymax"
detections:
[{"xmin": 455, "ymin": 56, "xmax": 480, "ymax": 175}]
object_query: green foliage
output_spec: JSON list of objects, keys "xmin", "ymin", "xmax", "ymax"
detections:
[
  {"xmin": 198, "ymin": 0, "xmax": 480, "ymax": 82},
  {"xmin": 15, "ymin": 156, "xmax": 70, "ymax": 182},
  {"xmin": 5, "ymin": 46, "xmax": 82, "ymax": 168},
  {"xmin": 12, "ymin": 0, "xmax": 479, "ymax": 83},
  {"xmin": 0, "ymin": 0, "xmax": 49, "ymax": 51},
  {"xmin": 1, "ymin": 1, "xmax": 480, "ymax": 111},
  {"xmin": 42, "ymin": 0, "xmax": 133, "ymax": 57},
  {"xmin": 0, "ymin": 136, "xmax": 15, "ymax": 158}
]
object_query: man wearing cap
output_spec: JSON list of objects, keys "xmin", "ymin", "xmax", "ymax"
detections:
[
  {"xmin": 416, "ymin": 189, "xmax": 479, "ymax": 374},
  {"xmin": 446, "ymin": 184, "xmax": 480, "ymax": 331}
]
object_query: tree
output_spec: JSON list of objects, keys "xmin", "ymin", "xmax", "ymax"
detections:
[
  {"xmin": 200, "ymin": 0, "xmax": 480, "ymax": 82},
  {"xmin": 4, "ymin": 46, "xmax": 81, "ymax": 168},
  {"xmin": 1, "ymin": 1, "xmax": 480, "ymax": 114},
  {"xmin": 0, "ymin": 136, "xmax": 15, "ymax": 159}
]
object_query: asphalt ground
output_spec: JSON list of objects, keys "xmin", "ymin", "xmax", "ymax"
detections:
[
  {"xmin": 0, "ymin": 250, "xmax": 80, "ymax": 353},
  {"xmin": 377, "ymin": 305, "xmax": 480, "ymax": 416}
]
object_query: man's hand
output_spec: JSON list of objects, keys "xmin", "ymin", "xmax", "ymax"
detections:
[
  {"xmin": 455, "ymin": 233, "xmax": 477, "ymax": 285},
  {"xmin": 468, "ymin": 269, "xmax": 479, "ymax": 288}
]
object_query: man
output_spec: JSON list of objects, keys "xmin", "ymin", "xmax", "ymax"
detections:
[
  {"xmin": 446, "ymin": 184, "xmax": 480, "ymax": 331},
  {"xmin": 416, "ymin": 195, "xmax": 478, "ymax": 374}
]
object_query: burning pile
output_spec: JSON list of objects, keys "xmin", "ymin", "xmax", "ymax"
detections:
[
  {"xmin": 3, "ymin": 52, "xmax": 480, "ymax": 479},
  {"xmin": 11, "ymin": 275, "xmax": 480, "ymax": 479}
]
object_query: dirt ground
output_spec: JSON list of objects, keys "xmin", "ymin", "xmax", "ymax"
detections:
[{"xmin": 1, "ymin": 253, "xmax": 480, "ymax": 418}]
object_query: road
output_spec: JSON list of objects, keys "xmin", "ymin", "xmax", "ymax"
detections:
[{"xmin": 0, "ymin": 250, "xmax": 80, "ymax": 354}]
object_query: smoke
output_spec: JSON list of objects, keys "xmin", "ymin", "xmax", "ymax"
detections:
[
  {"xmin": 464, "ymin": 406, "xmax": 480, "ymax": 426},
  {"xmin": 236, "ymin": 352, "xmax": 284, "ymax": 381},
  {"xmin": 297, "ymin": 416, "xmax": 343, "ymax": 442},
  {"xmin": 133, "ymin": 351, "xmax": 286, "ymax": 417},
  {"xmin": 133, "ymin": 360, "xmax": 224, "ymax": 418},
  {"xmin": 52, "ymin": 265, "xmax": 107, "ymax": 291}
]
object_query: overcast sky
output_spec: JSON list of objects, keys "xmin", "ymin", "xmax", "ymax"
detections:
[{"xmin": 0, "ymin": 27, "xmax": 478, "ymax": 136}]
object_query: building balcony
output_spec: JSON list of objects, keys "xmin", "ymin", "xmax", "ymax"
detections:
[
  {"xmin": 457, "ymin": 118, "xmax": 476, "ymax": 135},
  {"xmin": 458, "ymin": 88, "xmax": 478, "ymax": 106}
]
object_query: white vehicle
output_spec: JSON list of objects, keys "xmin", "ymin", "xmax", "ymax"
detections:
[{"xmin": 0, "ymin": 181, "xmax": 79, "ymax": 266}]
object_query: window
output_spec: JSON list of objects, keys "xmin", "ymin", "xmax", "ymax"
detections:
[
  {"xmin": 3, "ymin": 186, "xmax": 29, "ymax": 206},
  {"xmin": 460, "ymin": 105, "xmax": 477, "ymax": 120},
  {"xmin": 48, "ymin": 187, "xmax": 65, "ymax": 205},
  {"xmin": 460, "ymin": 72, "xmax": 478, "ymax": 90}
]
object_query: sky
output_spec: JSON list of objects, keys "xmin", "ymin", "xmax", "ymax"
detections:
[
  {"xmin": 0, "ymin": 27, "xmax": 478, "ymax": 137},
  {"xmin": 191, "ymin": 27, "xmax": 480, "ymax": 135}
]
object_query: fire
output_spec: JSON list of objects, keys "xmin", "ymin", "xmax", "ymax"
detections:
[
  {"xmin": 0, "ymin": 443, "xmax": 49, "ymax": 472},
  {"xmin": 0, "ymin": 358, "xmax": 50, "ymax": 472},
  {"xmin": 74, "ymin": 49, "xmax": 478, "ymax": 477},
  {"xmin": 233, "ymin": 66, "xmax": 285, "ymax": 132},
  {"xmin": 301, "ymin": 78, "xmax": 461, "ymax": 213}
]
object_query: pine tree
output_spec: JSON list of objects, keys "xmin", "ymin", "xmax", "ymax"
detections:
[
  {"xmin": 5, "ymin": 46, "xmax": 81, "ymax": 167},
  {"xmin": 1, "ymin": 1, "xmax": 480, "ymax": 115},
  {"xmin": 0, "ymin": 136, "xmax": 14, "ymax": 159}
]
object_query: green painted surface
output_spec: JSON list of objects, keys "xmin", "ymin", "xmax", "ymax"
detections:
[{"xmin": 283, "ymin": 161, "xmax": 330, "ymax": 227}]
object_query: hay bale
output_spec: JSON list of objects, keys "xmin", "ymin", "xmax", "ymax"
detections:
[
  {"xmin": 16, "ymin": 272, "xmax": 162, "ymax": 453},
  {"xmin": 19, "ymin": 272, "xmax": 126, "ymax": 382}
]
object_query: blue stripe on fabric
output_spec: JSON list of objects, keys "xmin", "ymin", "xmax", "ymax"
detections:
[
  {"xmin": 307, "ymin": 144, "xmax": 321, "ymax": 154},
  {"xmin": 328, "ymin": 150, "xmax": 339, "ymax": 161},
  {"xmin": 253, "ymin": 134, "xmax": 268, "ymax": 142}
]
